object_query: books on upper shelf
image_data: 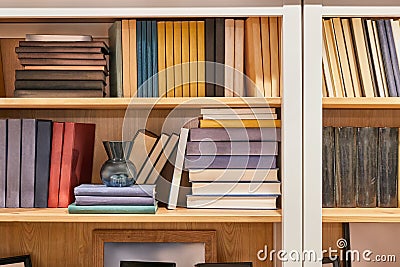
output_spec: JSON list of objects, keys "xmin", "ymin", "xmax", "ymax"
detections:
[
  {"xmin": 322, "ymin": 18, "xmax": 400, "ymax": 97},
  {"xmin": 14, "ymin": 35, "xmax": 109, "ymax": 98},
  {"xmin": 322, "ymin": 126, "xmax": 399, "ymax": 208}
]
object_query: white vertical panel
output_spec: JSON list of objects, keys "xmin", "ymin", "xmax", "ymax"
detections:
[
  {"xmin": 303, "ymin": 3, "xmax": 322, "ymax": 267},
  {"xmin": 282, "ymin": 1, "xmax": 303, "ymax": 267}
]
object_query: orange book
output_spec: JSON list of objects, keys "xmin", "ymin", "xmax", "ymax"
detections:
[
  {"xmin": 269, "ymin": 17, "xmax": 280, "ymax": 97},
  {"xmin": 261, "ymin": 17, "xmax": 272, "ymax": 97},
  {"xmin": 122, "ymin": 20, "xmax": 131, "ymax": 97},
  {"xmin": 234, "ymin": 19, "xmax": 245, "ymax": 97},
  {"xmin": 245, "ymin": 17, "xmax": 263, "ymax": 96},
  {"xmin": 197, "ymin": 21, "xmax": 206, "ymax": 97},
  {"xmin": 181, "ymin": 21, "xmax": 190, "ymax": 97},
  {"xmin": 224, "ymin": 19, "xmax": 235, "ymax": 97},
  {"xmin": 173, "ymin": 21, "xmax": 183, "ymax": 97},
  {"xmin": 129, "ymin": 19, "xmax": 138, "ymax": 97},
  {"xmin": 157, "ymin": 21, "xmax": 167, "ymax": 97},
  {"xmin": 165, "ymin": 21, "xmax": 175, "ymax": 97},
  {"xmin": 189, "ymin": 21, "xmax": 198, "ymax": 97},
  {"xmin": 47, "ymin": 122, "xmax": 64, "ymax": 208}
]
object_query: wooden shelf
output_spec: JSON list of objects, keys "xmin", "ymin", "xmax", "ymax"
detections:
[
  {"xmin": 323, "ymin": 97, "xmax": 400, "ymax": 109},
  {"xmin": 0, "ymin": 97, "xmax": 281, "ymax": 109},
  {"xmin": 0, "ymin": 208, "xmax": 282, "ymax": 223},
  {"xmin": 323, "ymin": 208, "xmax": 400, "ymax": 222}
]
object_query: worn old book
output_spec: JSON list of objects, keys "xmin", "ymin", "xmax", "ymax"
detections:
[
  {"xmin": 129, "ymin": 19, "xmax": 137, "ymax": 98},
  {"xmin": 173, "ymin": 21, "xmax": 183, "ymax": 97},
  {"xmin": 17, "ymin": 52, "xmax": 104, "ymax": 60},
  {"xmin": 201, "ymin": 107, "xmax": 276, "ymax": 115},
  {"xmin": 215, "ymin": 18, "xmax": 225, "ymax": 97},
  {"xmin": 165, "ymin": 21, "xmax": 174, "ymax": 97},
  {"xmin": 189, "ymin": 169, "xmax": 279, "ymax": 182},
  {"xmin": 199, "ymin": 119, "xmax": 281, "ymax": 128},
  {"xmin": 190, "ymin": 128, "xmax": 281, "ymax": 141},
  {"xmin": 185, "ymin": 155, "xmax": 276, "ymax": 169},
  {"xmin": 20, "ymin": 119, "xmax": 36, "ymax": 208},
  {"xmin": 203, "ymin": 113, "xmax": 277, "ymax": 120},
  {"xmin": 322, "ymin": 127, "xmax": 335, "ymax": 208},
  {"xmin": 68, "ymin": 203, "xmax": 157, "ymax": 214},
  {"xmin": 14, "ymin": 89, "xmax": 104, "ymax": 98},
  {"xmin": 234, "ymin": 19, "xmax": 245, "ymax": 96},
  {"xmin": 385, "ymin": 20, "xmax": 400, "ymax": 96},
  {"xmin": 34, "ymin": 120, "xmax": 53, "ymax": 208},
  {"xmin": 335, "ymin": 127, "xmax": 356, "ymax": 208},
  {"xmin": 191, "ymin": 182, "xmax": 281, "ymax": 195},
  {"xmin": 16, "ymin": 46, "xmax": 105, "ymax": 53},
  {"xmin": 245, "ymin": 17, "xmax": 263, "ymax": 97},
  {"xmin": 24, "ymin": 65, "xmax": 107, "ymax": 71},
  {"xmin": 269, "ymin": 17, "xmax": 280, "ymax": 97},
  {"xmin": 19, "ymin": 58, "xmax": 107, "ymax": 66},
  {"xmin": 25, "ymin": 34, "xmax": 92, "ymax": 42},
  {"xmin": 16, "ymin": 70, "xmax": 106, "ymax": 81},
  {"xmin": 120, "ymin": 261, "xmax": 176, "ymax": 267},
  {"xmin": 19, "ymin": 40, "xmax": 109, "ymax": 52},
  {"xmin": 224, "ymin": 19, "xmax": 235, "ymax": 97},
  {"xmin": 15, "ymin": 80, "xmax": 105, "ymax": 90},
  {"xmin": 197, "ymin": 21, "xmax": 206, "ymax": 97},
  {"xmin": 58, "ymin": 122, "xmax": 96, "ymax": 208},
  {"xmin": 260, "ymin": 17, "xmax": 271, "ymax": 97},
  {"xmin": 189, "ymin": 21, "xmax": 198, "ymax": 97},
  {"xmin": 47, "ymin": 122, "xmax": 64, "ymax": 208},
  {"xmin": 74, "ymin": 184, "xmax": 155, "ymax": 197},
  {"xmin": 187, "ymin": 195, "xmax": 278, "ymax": 210},
  {"xmin": 181, "ymin": 21, "xmax": 190, "ymax": 97},
  {"xmin": 356, "ymin": 127, "xmax": 378, "ymax": 208},
  {"xmin": 157, "ymin": 21, "xmax": 167, "ymax": 97},
  {"xmin": 75, "ymin": 196, "xmax": 155, "ymax": 206},
  {"xmin": 186, "ymin": 141, "xmax": 278, "ymax": 155},
  {"xmin": 205, "ymin": 18, "xmax": 216, "ymax": 97},
  {"xmin": 109, "ymin": 21, "xmax": 123, "ymax": 97},
  {"xmin": 0, "ymin": 120, "xmax": 6, "ymax": 207},
  {"xmin": 122, "ymin": 20, "xmax": 131, "ymax": 98},
  {"xmin": 378, "ymin": 127, "xmax": 398, "ymax": 207},
  {"xmin": 6, "ymin": 119, "xmax": 21, "ymax": 208},
  {"xmin": 129, "ymin": 129, "xmax": 158, "ymax": 176}
]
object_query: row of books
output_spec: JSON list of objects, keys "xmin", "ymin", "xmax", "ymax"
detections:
[
  {"xmin": 14, "ymin": 34, "xmax": 109, "ymax": 98},
  {"xmin": 0, "ymin": 119, "xmax": 95, "ymax": 208},
  {"xmin": 323, "ymin": 18, "xmax": 400, "ymax": 97},
  {"xmin": 323, "ymin": 126, "xmax": 398, "ymax": 208},
  {"xmin": 110, "ymin": 17, "xmax": 281, "ymax": 98}
]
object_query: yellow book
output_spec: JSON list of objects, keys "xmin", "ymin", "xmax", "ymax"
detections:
[
  {"xmin": 122, "ymin": 20, "xmax": 131, "ymax": 97},
  {"xmin": 174, "ymin": 21, "xmax": 183, "ymax": 97},
  {"xmin": 269, "ymin": 17, "xmax": 280, "ymax": 98},
  {"xmin": 261, "ymin": 17, "xmax": 271, "ymax": 97},
  {"xmin": 181, "ymin": 21, "xmax": 190, "ymax": 97},
  {"xmin": 157, "ymin": 21, "xmax": 167, "ymax": 97},
  {"xmin": 322, "ymin": 25, "xmax": 335, "ymax": 97},
  {"xmin": 165, "ymin": 21, "xmax": 175, "ymax": 97},
  {"xmin": 200, "ymin": 119, "xmax": 281, "ymax": 128},
  {"xmin": 234, "ymin": 19, "xmax": 245, "ymax": 97},
  {"xmin": 224, "ymin": 19, "xmax": 235, "ymax": 97},
  {"xmin": 197, "ymin": 21, "xmax": 206, "ymax": 97},
  {"xmin": 129, "ymin": 20, "xmax": 137, "ymax": 98},
  {"xmin": 189, "ymin": 21, "xmax": 198, "ymax": 97}
]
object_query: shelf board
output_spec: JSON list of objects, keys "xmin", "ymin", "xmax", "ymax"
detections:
[
  {"xmin": 323, "ymin": 208, "xmax": 400, "ymax": 222},
  {"xmin": 323, "ymin": 97, "xmax": 400, "ymax": 109},
  {"xmin": 0, "ymin": 97, "xmax": 280, "ymax": 109},
  {"xmin": 0, "ymin": 208, "xmax": 281, "ymax": 223}
]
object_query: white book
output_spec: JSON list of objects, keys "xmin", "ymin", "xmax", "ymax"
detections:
[
  {"xmin": 201, "ymin": 108, "xmax": 275, "ymax": 115},
  {"xmin": 25, "ymin": 34, "xmax": 92, "ymax": 42},
  {"xmin": 189, "ymin": 169, "xmax": 279, "ymax": 182},
  {"xmin": 167, "ymin": 128, "xmax": 189, "ymax": 209},
  {"xmin": 129, "ymin": 129, "xmax": 158, "ymax": 178},
  {"xmin": 187, "ymin": 195, "xmax": 278, "ymax": 209},
  {"xmin": 203, "ymin": 113, "xmax": 277, "ymax": 120},
  {"xmin": 145, "ymin": 134, "xmax": 179, "ymax": 184},
  {"xmin": 191, "ymin": 182, "xmax": 281, "ymax": 195}
]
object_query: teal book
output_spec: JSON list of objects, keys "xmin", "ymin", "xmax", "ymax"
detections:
[
  {"xmin": 152, "ymin": 20, "xmax": 159, "ymax": 97},
  {"xmin": 141, "ymin": 21, "xmax": 148, "ymax": 97},
  {"xmin": 68, "ymin": 203, "xmax": 158, "ymax": 214},
  {"xmin": 147, "ymin": 20, "xmax": 153, "ymax": 97},
  {"xmin": 137, "ymin": 21, "xmax": 143, "ymax": 97},
  {"xmin": 108, "ymin": 21, "xmax": 123, "ymax": 97}
]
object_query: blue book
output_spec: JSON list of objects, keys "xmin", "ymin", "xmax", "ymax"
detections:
[
  {"xmin": 152, "ymin": 20, "xmax": 159, "ymax": 97},
  {"xmin": 137, "ymin": 21, "xmax": 142, "ymax": 97},
  {"xmin": 147, "ymin": 20, "xmax": 153, "ymax": 97},
  {"xmin": 68, "ymin": 203, "xmax": 157, "ymax": 214},
  {"xmin": 385, "ymin": 20, "xmax": 400, "ymax": 96},
  {"xmin": 141, "ymin": 21, "xmax": 148, "ymax": 97}
]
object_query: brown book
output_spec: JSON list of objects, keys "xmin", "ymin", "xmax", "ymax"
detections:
[
  {"xmin": 0, "ymin": 42, "xmax": 4, "ymax": 97},
  {"xmin": 15, "ymin": 46, "xmax": 105, "ymax": 54},
  {"xmin": 181, "ymin": 21, "xmax": 190, "ymax": 97},
  {"xmin": 165, "ymin": 21, "xmax": 175, "ymax": 97},
  {"xmin": 15, "ymin": 80, "xmax": 104, "ymax": 90},
  {"xmin": 24, "ymin": 65, "xmax": 107, "ymax": 71},
  {"xmin": 14, "ymin": 89, "xmax": 104, "ymax": 98},
  {"xmin": 269, "ymin": 17, "xmax": 280, "ymax": 97},
  {"xmin": 16, "ymin": 70, "xmax": 106, "ymax": 81},
  {"xmin": 173, "ymin": 21, "xmax": 183, "ymax": 97},
  {"xmin": 189, "ymin": 21, "xmax": 198, "ymax": 97},
  {"xmin": 245, "ymin": 17, "xmax": 263, "ymax": 97},
  {"xmin": 17, "ymin": 52, "xmax": 105, "ymax": 60},
  {"xmin": 197, "ymin": 21, "xmax": 206, "ymax": 97},
  {"xmin": 224, "ymin": 19, "xmax": 235, "ymax": 97},
  {"xmin": 122, "ymin": 20, "xmax": 131, "ymax": 97},
  {"xmin": 19, "ymin": 41, "xmax": 109, "ymax": 54},
  {"xmin": 234, "ymin": 19, "xmax": 245, "ymax": 97},
  {"xmin": 261, "ymin": 17, "xmax": 271, "ymax": 97},
  {"xmin": 19, "ymin": 58, "xmax": 107, "ymax": 66},
  {"xmin": 157, "ymin": 21, "xmax": 167, "ymax": 97},
  {"xmin": 129, "ymin": 19, "xmax": 138, "ymax": 98}
]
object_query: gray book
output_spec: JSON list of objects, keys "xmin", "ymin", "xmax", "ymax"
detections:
[
  {"xmin": 385, "ymin": 20, "xmax": 400, "ymax": 96},
  {"xmin": 186, "ymin": 141, "xmax": 278, "ymax": 155},
  {"xmin": 185, "ymin": 155, "xmax": 276, "ymax": 169},
  {"xmin": 20, "ymin": 119, "xmax": 36, "ymax": 208},
  {"xmin": 0, "ymin": 120, "xmax": 6, "ymax": 208},
  {"xmin": 74, "ymin": 184, "xmax": 155, "ymax": 197},
  {"xmin": 75, "ymin": 196, "xmax": 155, "ymax": 206},
  {"xmin": 108, "ymin": 21, "xmax": 123, "ymax": 97},
  {"xmin": 6, "ymin": 119, "xmax": 21, "ymax": 208},
  {"xmin": 190, "ymin": 128, "xmax": 281, "ymax": 142},
  {"xmin": 322, "ymin": 127, "xmax": 335, "ymax": 208}
]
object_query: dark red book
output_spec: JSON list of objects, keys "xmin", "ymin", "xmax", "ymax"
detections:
[
  {"xmin": 47, "ymin": 122, "xmax": 65, "ymax": 208},
  {"xmin": 58, "ymin": 122, "xmax": 95, "ymax": 207}
]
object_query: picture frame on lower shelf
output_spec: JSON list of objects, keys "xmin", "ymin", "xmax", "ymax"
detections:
[
  {"xmin": 0, "ymin": 255, "xmax": 32, "ymax": 267},
  {"xmin": 322, "ymin": 257, "xmax": 340, "ymax": 267}
]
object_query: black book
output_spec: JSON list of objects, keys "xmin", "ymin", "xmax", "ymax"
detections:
[
  {"xmin": 205, "ymin": 18, "xmax": 216, "ymax": 96},
  {"xmin": 0, "ymin": 120, "xmax": 6, "ymax": 208},
  {"xmin": 15, "ymin": 80, "xmax": 105, "ymax": 90},
  {"xmin": 120, "ymin": 261, "xmax": 176, "ymax": 267},
  {"xmin": 196, "ymin": 263, "xmax": 252, "ymax": 267},
  {"xmin": 335, "ymin": 127, "xmax": 356, "ymax": 208},
  {"xmin": 34, "ymin": 120, "xmax": 53, "ymax": 208},
  {"xmin": 378, "ymin": 127, "xmax": 398, "ymax": 207},
  {"xmin": 385, "ymin": 20, "xmax": 400, "ymax": 96},
  {"xmin": 215, "ymin": 18, "xmax": 225, "ymax": 96},
  {"xmin": 16, "ymin": 70, "xmax": 106, "ymax": 81},
  {"xmin": 322, "ymin": 127, "xmax": 335, "ymax": 208},
  {"xmin": 356, "ymin": 127, "xmax": 378, "ymax": 208}
]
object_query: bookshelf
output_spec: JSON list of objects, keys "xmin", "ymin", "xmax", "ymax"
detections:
[{"xmin": 0, "ymin": 1, "xmax": 302, "ymax": 267}]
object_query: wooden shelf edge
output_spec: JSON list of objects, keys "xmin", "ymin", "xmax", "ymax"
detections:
[
  {"xmin": 323, "ymin": 208, "xmax": 400, "ymax": 222},
  {"xmin": 0, "ymin": 208, "xmax": 282, "ymax": 223},
  {"xmin": 0, "ymin": 97, "xmax": 281, "ymax": 109},
  {"xmin": 323, "ymin": 97, "xmax": 400, "ymax": 109}
]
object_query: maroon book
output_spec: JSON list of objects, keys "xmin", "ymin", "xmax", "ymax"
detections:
[{"xmin": 47, "ymin": 122, "xmax": 64, "ymax": 208}]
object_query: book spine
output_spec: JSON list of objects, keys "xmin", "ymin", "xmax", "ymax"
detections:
[
  {"xmin": 185, "ymin": 155, "xmax": 276, "ymax": 169},
  {"xmin": 16, "ymin": 70, "xmax": 106, "ymax": 81},
  {"xmin": 20, "ymin": 119, "xmax": 36, "ymax": 208},
  {"xmin": 74, "ymin": 185, "xmax": 155, "ymax": 197},
  {"xmin": 0, "ymin": 120, "xmax": 6, "ymax": 207},
  {"xmin": 234, "ymin": 19, "xmax": 245, "ymax": 97},
  {"xmin": 205, "ymin": 18, "xmax": 215, "ymax": 97},
  {"xmin": 147, "ymin": 20, "xmax": 153, "ymax": 97},
  {"xmin": 15, "ymin": 80, "xmax": 105, "ymax": 90},
  {"xmin": 189, "ymin": 21, "xmax": 198, "ymax": 97},
  {"xmin": 58, "ymin": 122, "xmax": 75, "ymax": 207},
  {"xmin": 362, "ymin": 19, "xmax": 379, "ymax": 97},
  {"xmin": 356, "ymin": 127, "xmax": 378, "ymax": 208},
  {"xmin": 335, "ymin": 127, "xmax": 356, "ymax": 208},
  {"xmin": 6, "ymin": 119, "xmax": 21, "ymax": 208},
  {"xmin": 173, "ymin": 21, "xmax": 183, "ymax": 97},
  {"xmin": 157, "ymin": 21, "xmax": 167, "ymax": 97},
  {"xmin": 385, "ymin": 20, "xmax": 400, "ymax": 96},
  {"xmin": 378, "ymin": 127, "xmax": 398, "ymax": 207},
  {"xmin": 197, "ymin": 21, "xmax": 206, "ymax": 97},
  {"xmin": 137, "ymin": 21, "xmax": 143, "ymax": 97},
  {"xmin": 68, "ymin": 203, "xmax": 157, "ymax": 214},
  {"xmin": 189, "ymin": 128, "xmax": 281, "ymax": 142},
  {"xmin": 165, "ymin": 21, "xmax": 175, "ymax": 97},
  {"xmin": 47, "ymin": 122, "xmax": 64, "ymax": 208},
  {"xmin": 75, "ymin": 196, "xmax": 155, "ymax": 206},
  {"xmin": 181, "ymin": 21, "xmax": 190, "ymax": 97},
  {"xmin": 141, "ymin": 21, "xmax": 148, "ymax": 97},
  {"xmin": 108, "ymin": 21, "xmax": 122, "ymax": 97},
  {"xmin": 152, "ymin": 20, "xmax": 159, "ymax": 98},
  {"xmin": 186, "ymin": 141, "xmax": 278, "ymax": 155},
  {"xmin": 129, "ymin": 19, "xmax": 138, "ymax": 98},
  {"xmin": 322, "ymin": 127, "xmax": 335, "ymax": 208},
  {"xmin": 215, "ymin": 18, "xmax": 225, "ymax": 96}
]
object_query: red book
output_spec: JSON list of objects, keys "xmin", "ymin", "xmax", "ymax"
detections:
[
  {"xmin": 58, "ymin": 122, "xmax": 96, "ymax": 207},
  {"xmin": 47, "ymin": 122, "xmax": 64, "ymax": 208}
]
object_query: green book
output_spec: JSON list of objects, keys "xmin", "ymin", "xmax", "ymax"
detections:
[{"xmin": 68, "ymin": 203, "xmax": 157, "ymax": 214}]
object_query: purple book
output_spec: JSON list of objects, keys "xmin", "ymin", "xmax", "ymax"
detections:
[
  {"xmin": 75, "ymin": 196, "xmax": 155, "ymax": 206},
  {"xmin": 74, "ymin": 184, "xmax": 155, "ymax": 197},
  {"xmin": 385, "ymin": 20, "xmax": 400, "ymax": 96},
  {"xmin": 20, "ymin": 119, "xmax": 36, "ymax": 208},
  {"xmin": 185, "ymin": 155, "xmax": 276, "ymax": 169},
  {"xmin": 190, "ymin": 128, "xmax": 281, "ymax": 142},
  {"xmin": 186, "ymin": 141, "xmax": 278, "ymax": 155}
]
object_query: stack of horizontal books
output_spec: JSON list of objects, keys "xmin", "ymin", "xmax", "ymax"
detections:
[
  {"xmin": 14, "ymin": 34, "xmax": 109, "ymax": 98},
  {"xmin": 185, "ymin": 108, "xmax": 281, "ymax": 210},
  {"xmin": 68, "ymin": 184, "xmax": 158, "ymax": 214}
]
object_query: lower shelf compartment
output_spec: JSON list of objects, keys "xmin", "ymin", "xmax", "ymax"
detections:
[{"xmin": 323, "ymin": 208, "xmax": 400, "ymax": 222}]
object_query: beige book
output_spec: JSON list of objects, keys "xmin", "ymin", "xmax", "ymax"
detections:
[
  {"xmin": 129, "ymin": 20, "xmax": 137, "ymax": 98},
  {"xmin": 377, "ymin": 21, "xmax": 389, "ymax": 97},
  {"xmin": 342, "ymin": 18, "xmax": 362, "ymax": 97},
  {"xmin": 181, "ymin": 21, "xmax": 190, "ymax": 97},
  {"xmin": 323, "ymin": 19, "xmax": 344, "ymax": 97},
  {"xmin": 129, "ymin": 130, "xmax": 158, "ymax": 175},
  {"xmin": 165, "ymin": 21, "xmax": 175, "ymax": 97},
  {"xmin": 351, "ymin": 18, "xmax": 375, "ymax": 97},
  {"xmin": 391, "ymin": 19, "xmax": 400, "ymax": 76},
  {"xmin": 173, "ymin": 21, "xmax": 183, "ymax": 97},
  {"xmin": 270, "ymin": 17, "xmax": 280, "ymax": 97},
  {"xmin": 322, "ymin": 66, "xmax": 328, "ymax": 97},
  {"xmin": 197, "ymin": 21, "xmax": 206, "ymax": 97},
  {"xmin": 322, "ymin": 24, "xmax": 336, "ymax": 97},
  {"xmin": 332, "ymin": 18, "xmax": 354, "ymax": 97},
  {"xmin": 261, "ymin": 17, "xmax": 272, "ymax": 97},
  {"xmin": 189, "ymin": 21, "xmax": 198, "ymax": 97},
  {"xmin": 157, "ymin": 21, "xmax": 167, "ymax": 97},
  {"xmin": 122, "ymin": 20, "xmax": 131, "ymax": 97},
  {"xmin": 234, "ymin": 19, "xmax": 245, "ymax": 97},
  {"xmin": 224, "ymin": 19, "xmax": 235, "ymax": 97},
  {"xmin": 366, "ymin": 19, "xmax": 385, "ymax": 97}
]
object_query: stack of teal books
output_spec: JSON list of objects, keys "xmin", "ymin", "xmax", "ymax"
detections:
[{"xmin": 67, "ymin": 184, "xmax": 157, "ymax": 214}]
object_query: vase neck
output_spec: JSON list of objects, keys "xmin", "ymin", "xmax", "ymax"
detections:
[{"xmin": 103, "ymin": 141, "xmax": 132, "ymax": 160}]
